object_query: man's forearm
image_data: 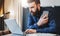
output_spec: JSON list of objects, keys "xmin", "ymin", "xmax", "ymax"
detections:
[
  {"xmin": 36, "ymin": 20, "xmax": 56, "ymax": 33},
  {"xmin": 27, "ymin": 23, "xmax": 39, "ymax": 29}
]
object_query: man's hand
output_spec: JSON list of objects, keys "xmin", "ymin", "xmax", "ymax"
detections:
[
  {"xmin": 37, "ymin": 15, "xmax": 48, "ymax": 26},
  {"xmin": 25, "ymin": 29, "xmax": 36, "ymax": 34}
]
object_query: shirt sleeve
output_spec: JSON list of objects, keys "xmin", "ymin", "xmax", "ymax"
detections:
[
  {"xmin": 36, "ymin": 19, "xmax": 56, "ymax": 33},
  {"xmin": 27, "ymin": 14, "xmax": 39, "ymax": 29}
]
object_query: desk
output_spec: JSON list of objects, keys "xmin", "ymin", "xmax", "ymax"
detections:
[
  {"xmin": 2, "ymin": 34, "xmax": 11, "ymax": 36},
  {"xmin": 26, "ymin": 33, "xmax": 56, "ymax": 36},
  {"xmin": 2, "ymin": 33, "xmax": 56, "ymax": 36},
  {"xmin": 1, "ymin": 34, "xmax": 23, "ymax": 36}
]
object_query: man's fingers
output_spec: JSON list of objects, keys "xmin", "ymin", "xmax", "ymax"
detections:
[
  {"xmin": 25, "ymin": 29, "xmax": 29, "ymax": 33},
  {"xmin": 45, "ymin": 17, "xmax": 48, "ymax": 20},
  {"xmin": 25, "ymin": 29, "xmax": 32, "ymax": 34},
  {"xmin": 44, "ymin": 18, "xmax": 48, "ymax": 21},
  {"xmin": 42, "ymin": 15, "xmax": 48, "ymax": 19},
  {"xmin": 43, "ymin": 18, "xmax": 48, "ymax": 23},
  {"xmin": 25, "ymin": 29, "xmax": 36, "ymax": 34}
]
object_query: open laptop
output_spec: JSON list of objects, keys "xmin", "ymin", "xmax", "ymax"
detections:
[{"xmin": 4, "ymin": 19, "xmax": 24, "ymax": 35}]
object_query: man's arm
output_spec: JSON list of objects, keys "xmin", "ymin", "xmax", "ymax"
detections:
[
  {"xmin": 25, "ymin": 19, "xmax": 56, "ymax": 33},
  {"xmin": 27, "ymin": 14, "xmax": 48, "ymax": 29},
  {"xmin": 26, "ymin": 14, "xmax": 55, "ymax": 33},
  {"xmin": 27, "ymin": 14, "xmax": 39, "ymax": 29},
  {"xmin": 36, "ymin": 19, "xmax": 56, "ymax": 33}
]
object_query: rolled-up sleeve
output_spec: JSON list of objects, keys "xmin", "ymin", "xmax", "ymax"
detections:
[
  {"xmin": 27, "ymin": 14, "xmax": 39, "ymax": 29},
  {"xmin": 36, "ymin": 19, "xmax": 56, "ymax": 33}
]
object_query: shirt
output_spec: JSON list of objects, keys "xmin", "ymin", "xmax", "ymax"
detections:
[{"xmin": 27, "ymin": 8, "xmax": 56, "ymax": 33}]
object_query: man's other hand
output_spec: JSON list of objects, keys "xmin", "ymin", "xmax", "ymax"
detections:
[{"xmin": 25, "ymin": 29, "xmax": 36, "ymax": 34}]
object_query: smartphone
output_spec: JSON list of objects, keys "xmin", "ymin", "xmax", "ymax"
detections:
[{"xmin": 41, "ymin": 11, "xmax": 49, "ymax": 18}]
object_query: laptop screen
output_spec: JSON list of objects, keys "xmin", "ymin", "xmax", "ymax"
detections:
[{"xmin": 4, "ymin": 19, "xmax": 23, "ymax": 34}]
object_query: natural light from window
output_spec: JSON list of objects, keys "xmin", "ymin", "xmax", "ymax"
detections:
[{"xmin": 21, "ymin": 0, "xmax": 28, "ymax": 8}]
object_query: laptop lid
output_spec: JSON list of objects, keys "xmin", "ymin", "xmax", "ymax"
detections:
[{"xmin": 4, "ymin": 19, "xmax": 23, "ymax": 34}]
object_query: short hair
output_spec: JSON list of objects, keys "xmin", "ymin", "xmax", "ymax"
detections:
[{"xmin": 27, "ymin": 0, "xmax": 40, "ymax": 4}]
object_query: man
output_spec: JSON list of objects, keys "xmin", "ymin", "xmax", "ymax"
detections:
[{"xmin": 25, "ymin": 0, "xmax": 56, "ymax": 34}]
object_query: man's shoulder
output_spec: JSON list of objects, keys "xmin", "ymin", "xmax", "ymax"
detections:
[
  {"xmin": 28, "ymin": 13, "xmax": 31, "ymax": 16},
  {"xmin": 28, "ymin": 13, "xmax": 33, "ymax": 18}
]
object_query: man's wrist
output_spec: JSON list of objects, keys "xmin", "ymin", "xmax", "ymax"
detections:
[
  {"xmin": 34, "ymin": 30, "xmax": 36, "ymax": 33},
  {"xmin": 32, "ymin": 29, "xmax": 36, "ymax": 33},
  {"xmin": 37, "ymin": 22, "xmax": 41, "ymax": 26}
]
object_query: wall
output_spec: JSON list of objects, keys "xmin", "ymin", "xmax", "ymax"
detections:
[
  {"xmin": 21, "ymin": 0, "xmax": 60, "ymax": 8},
  {"xmin": 40, "ymin": 0, "xmax": 60, "ymax": 7}
]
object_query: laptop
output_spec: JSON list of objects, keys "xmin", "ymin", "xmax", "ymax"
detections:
[{"xmin": 4, "ymin": 19, "xmax": 24, "ymax": 35}]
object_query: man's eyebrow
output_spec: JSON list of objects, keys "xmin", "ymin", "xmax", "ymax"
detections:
[{"xmin": 31, "ymin": 7, "xmax": 34, "ymax": 8}]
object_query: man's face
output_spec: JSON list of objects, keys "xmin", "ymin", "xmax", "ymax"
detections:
[{"xmin": 28, "ymin": 2, "xmax": 40, "ymax": 15}]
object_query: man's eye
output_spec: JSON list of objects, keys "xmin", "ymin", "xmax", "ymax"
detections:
[{"xmin": 31, "ymin": 7, "xmax": 34, "ymax": 8}]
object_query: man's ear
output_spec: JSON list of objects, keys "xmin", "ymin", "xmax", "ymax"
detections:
[{"xmin": 37, "ymin": 4, "xmax": 40, "ymax": 11}]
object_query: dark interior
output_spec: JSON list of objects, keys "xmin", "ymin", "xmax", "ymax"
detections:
[
  {"xmin": 0, "ymin": 0, "xmax": 4, "ymax": 31},
  {"xmin": 54, "ymin": 6, "xmax": 60, "ymax": 35}
]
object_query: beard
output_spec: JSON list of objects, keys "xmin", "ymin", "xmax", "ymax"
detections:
[{"xmin": 31, "ymin": 8, "xmax": 40, "ymax": 16}]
